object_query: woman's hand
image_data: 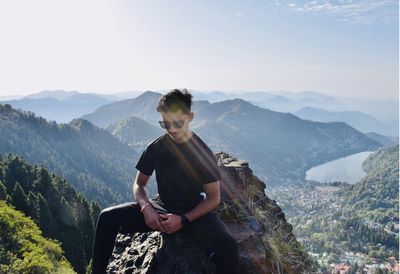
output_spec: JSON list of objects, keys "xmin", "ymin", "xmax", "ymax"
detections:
[
  {"xmin": 160, "ymin": 213, "xmax": 183, "ymax": 234},
  {"xmin": 142, "ymin": 206, "xmax": 166, "ymax": 232}
]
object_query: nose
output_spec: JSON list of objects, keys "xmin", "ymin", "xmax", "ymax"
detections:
[
  {"xmin": 168, "ymin": 128, "xmax": 179, "ymax": 134},
  {"xmin": 167, "ymin": 125, "xmax": 178, "ymax": 133}
]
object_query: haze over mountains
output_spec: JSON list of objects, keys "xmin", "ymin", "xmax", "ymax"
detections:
[
  {"xmin": 0, "ymin": 91, "xmax": 117, "ymax": 123},
  {"xmin": 2, "ymin": 89, "xmax": 397, "ymax": 138},
  {"xmin": 295, "ymin": 107, "xmax": 396, "ymax": 136},
  {"xmin": 78, "ymin": 91, "xmax": 383, "ymax": 185},
  {"xmin": 0, "ymin": 89, "xmax": 395, "ymax": 190},
  {"xmin": 193, "ymin": 90, "xmax": 398, "ymax": 137},
  {"xmin": 80, "ymin": 91, "xmax": 162, "ymax": 128}
]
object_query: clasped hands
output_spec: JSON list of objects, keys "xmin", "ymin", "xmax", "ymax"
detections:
[{"xmin": 142, "ymin": 206, "xmax": 183, "ymax": 234}]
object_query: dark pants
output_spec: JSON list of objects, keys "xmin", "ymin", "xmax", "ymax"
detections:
[{"xmin": 90, "ymin": 197, "xmax": 241, "ymax": 274}]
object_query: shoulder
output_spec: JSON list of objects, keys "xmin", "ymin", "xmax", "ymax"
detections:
[
  {"xmin": 145, "ymin": 133, "xmax": 167, "ymax": 151},
  {"xmin": 192, "ymin": 132, "xmax": 216, "ymax": 157}
]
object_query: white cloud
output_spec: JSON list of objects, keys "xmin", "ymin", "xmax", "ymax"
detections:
[{"xmin": 275, "ymin": 0, "xmax": 398, "ymax": 24}]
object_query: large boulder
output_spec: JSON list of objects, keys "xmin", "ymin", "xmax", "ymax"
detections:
[{"xmin": 106, "ymin": 152, "xmax": 316, "ymax": 273}]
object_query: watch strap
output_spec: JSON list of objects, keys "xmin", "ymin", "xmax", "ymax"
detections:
[{"xmin": 180, "ymin": 214, "xmax": 190, "ymax": 226}]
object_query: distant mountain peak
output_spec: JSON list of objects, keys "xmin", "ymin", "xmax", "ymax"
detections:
[
  {"xmin": 223, "ymin": 98, "xmax": 266, "ymax": 112},
  {"xmin": 24, "ymin": 90, "xmax": 80, "ymax": 100},
  {"xmin": 217, "ymin": 98, "xmax": 254, "ymax": 107},
  {"xmin": 137, "ymin": 90, "xmax": 163, "ymax": 99},
  {"xmin": 68, "ymin": 118, "xmax": 97, "ymax": 131},
  {"xmin": 230, "ymin": 97, "xmax": 248, "ymax": 103},
  {"xmin": 195, "ymin": 99, "xmax": 210, "ymax": 103},
  {"xmin": 65, "ymin": 92, "xmax": 107, "ymax": 100}
]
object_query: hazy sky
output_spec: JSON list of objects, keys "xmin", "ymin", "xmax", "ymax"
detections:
[{"xmin": 0, "ymin": 0, "xmax": 398, "ymax": 99}]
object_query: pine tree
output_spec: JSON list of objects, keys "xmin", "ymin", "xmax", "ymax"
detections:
[
  {"xmin": 0, "ymin": 180, "xmax": 7, "ymax": 200},
  {"xmin": 90, "ymin": 200, "xmax": 101, "ymax": 228},
  {"xmin": 35, "ymin": 166, "xmax": 53, "ymax": 197},
  {"xmin": 58, "ymin": 196, "xmax": 85, "ymax": 273},
  {"xmin": 37, "ymin": 193, "xmax": 56, "ymax": 237},
  {"xmin": 26, "ymin": 191, "xmax": 39, "ymax": 219},
  {"xmin": 2, "ymin": 166, "xmax": 14, "ymax": 193},
  {"xmin": 76, "ymin": 193, "xmax": 95, "ymax": 263},
  {"xmin": 11, "ymin": 182, "xmax": 28, "ymax": 213},
  {"xmin": 5, "ymin": 155, "xmax": 29, "ymax": 190}
]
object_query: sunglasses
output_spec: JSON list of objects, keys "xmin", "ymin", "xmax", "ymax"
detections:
[{"xmin": 158, "ymin": 120, "xmax": 186, "ymax": 129}]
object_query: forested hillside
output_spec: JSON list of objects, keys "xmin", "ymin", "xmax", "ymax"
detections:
[
  {"xmin": 107, "ymin": 116, "xmax": 163, "ymax": 151},
  {"xmin": 0, "ymin": 200, "xmax": 75, "ymax": 273},
  {"xmin": 340, "ymin": 144, "xmax": 399, "ymax": 227},
  {"xmin": 0, "ymin": 153, "xmax": 101, "ymax": 273},
  {"xmin": 0, "ymin": 103, "xmax": 140, "ymax": 206}
]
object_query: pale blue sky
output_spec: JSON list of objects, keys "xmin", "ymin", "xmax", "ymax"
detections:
[{"xmin": 0, "ymin": 0, "xmax": 398, "ymax": 99}]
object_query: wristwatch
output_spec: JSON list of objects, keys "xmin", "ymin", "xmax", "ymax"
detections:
[{"xmin": 180, "ymin": 214, "xmax": 190, "ymax": 226}]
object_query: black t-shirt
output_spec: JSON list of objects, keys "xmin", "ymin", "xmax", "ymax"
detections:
[{"xmin": 135, "ymin": 131, "xmax": 221, "ymax": 211}]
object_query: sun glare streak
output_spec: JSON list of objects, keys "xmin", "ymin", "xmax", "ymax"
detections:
[{"xmin": 165, "ymin": 134, "xmax": 219, "ymax": 192}]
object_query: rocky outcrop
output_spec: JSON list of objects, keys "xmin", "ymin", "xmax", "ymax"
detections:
[{"xmin": 106, "ymin": 152, "xmax": 316, "ymax": 274}]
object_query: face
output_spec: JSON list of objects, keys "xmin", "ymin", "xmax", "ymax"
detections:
[{"xmin": 159, "ymin": 109, "xmax": 194, "ymax": 141}]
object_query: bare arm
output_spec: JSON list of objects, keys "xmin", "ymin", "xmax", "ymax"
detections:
[
  {"xmin": 132, "ymin": 171, "xmax": 165, "ymax": 232},
  {"xmin": 132, "ymin": 171, "xmax": 152, "ymax": 208}
]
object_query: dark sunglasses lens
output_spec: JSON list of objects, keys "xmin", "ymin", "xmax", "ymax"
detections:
[
  {"xmin": 173, "ymin": 120, "xmax": 185, "ymax": 128},
  {"xmin": 159, "ymin": 121, "xmax": 170, "ymax": 129},
  {"xmin": 159, "ymin": 120, "xmax": 185, "ymax": 129}
]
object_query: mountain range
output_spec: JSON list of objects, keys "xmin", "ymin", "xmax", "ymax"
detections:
[
  {"xmin": 295, "ymin": 107, "xmax": 397, "ymax": 137},
  {"xmin": 0, "ymin": 89, "xmax": 397, "ymax": 273},
  {"xmin": 0, "ymin": 91, "xmax": 118, "ymax": 123},
  {"xmin": 0, "ymin": 103, "xmax": 140, "ymax": 207},
  {"xmin": 3, "ymin": 89, "xmax": 398, "ymax": 137},
  {"xmin": 0, "ymin": 89, "xmax": 390, "ymax": 195},
  {"xmin": 192, "ymin": 90, "xmax": 398, "ymax": 137},
  {"xmin": 191, "ymin": 99, "xmax": 382, "ymax": 184},
  {"xmin": 81, "ymin": 91, "xmax": 382, "ymax": 185}
]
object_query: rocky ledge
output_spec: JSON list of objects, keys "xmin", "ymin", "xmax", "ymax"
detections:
[{"xmin": 106, "ymin": 152, "xmax": 316, "ymax": 274}]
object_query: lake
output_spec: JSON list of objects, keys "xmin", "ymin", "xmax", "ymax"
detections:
[{"xmin": 305, "ymin": 151, "xmax": 376, "ymax": 184}]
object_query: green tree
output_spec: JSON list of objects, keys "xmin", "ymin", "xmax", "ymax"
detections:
[
  {"xmin": 0, "ymin": 180, "xmax": 7, "ymax": 200},
  {"xmin": 27, "ymin": 191, "xmax": 39, "ymax": 219},
  {"xmin": 37, "ymin": 193, "xmax": 56, "ymax": 236},
  {"xmin": 0, "ymin": 152, "xmax": 101, "ymax": 273},
  {"xmin": 11, "ymin": 181, "xmax": 28, "ymax": 213},
  {"xmin": 0, "ymin": 200, "xmax": 75, "ymax": 273}
]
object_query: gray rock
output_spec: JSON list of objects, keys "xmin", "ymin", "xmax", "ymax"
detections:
[
  {"xmin": 107, "ymin": 232, "xmax": 216, "ymax": 274},
  {"xmin": 106, "ymin": 152, "xmax": 317, "ymax": 273}
]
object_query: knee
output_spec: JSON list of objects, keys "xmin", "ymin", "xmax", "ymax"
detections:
[
  {"xmin": 219, "ymin": 232, "xmax": 239, "ymax": 251},
  {"xmin": 97, "ymin": 207, "xmax": 117, "ymax": 226}
]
